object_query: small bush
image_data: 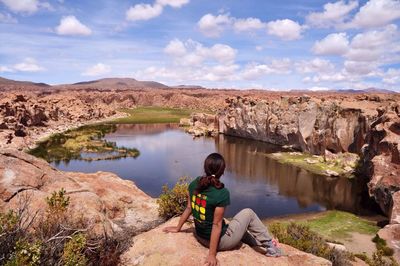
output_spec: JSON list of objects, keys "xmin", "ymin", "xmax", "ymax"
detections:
[
  {"xmin": 270, "ymin": 222, "xmax": 353, "ymax": 266},
  {"xmin": 46, "ymin": 188, "xmax": 70, "ymax": 214},
  {"xmin": 364, "ymin": 250, "xmax": 399, "ymax": 266},
  {"xmin": 0, "ymin": 189, "xmax": 136, "ymax": 266},
  {"xmin": 157, "ymin": 177, "xmax": 190, "ymax": 219},
  {"xmin": 6, "ymin": 240, "xmax": 42, "ymax": 266},
  {"xmin": 372, "ymin": 234, "xmax": 394, "ymax": 256},
  {"xmin": 63, "ymin": 233, "xmax": 87, "ymax": 266}
]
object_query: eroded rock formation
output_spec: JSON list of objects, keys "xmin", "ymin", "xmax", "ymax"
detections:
[
  {"xmin": 216, "ymin": 95, "xmax": 400, "ymax": 261},
  {"xmin": 218, "ymin": 96, "xmax": 370, "ymax": 155},
  {"xmin": 0, "ymin": 149, "xmax": 162, "ymax": 233},
  {"xmin": 217, "ymin": 96, "xmax": 400, "ymax": 213},
  {"xmin": 121, "ymin": 217, "xmax": 332, "ymax": 266}
]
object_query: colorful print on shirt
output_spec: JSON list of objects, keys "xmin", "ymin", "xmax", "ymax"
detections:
[{"xmin": 191, "ymin": 194, "xmax": 207, "ymax": 221}]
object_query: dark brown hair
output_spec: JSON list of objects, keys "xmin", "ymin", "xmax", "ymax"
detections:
[{"xmin": 195, "ymin": 153, "xmax": 225, "ymax": 194}]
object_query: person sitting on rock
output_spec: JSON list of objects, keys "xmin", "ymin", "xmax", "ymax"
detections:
[{"xmin": 163, "ymin": 152, "xmax": 282, "ymax": 266}]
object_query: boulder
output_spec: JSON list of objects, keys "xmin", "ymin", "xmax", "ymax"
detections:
[
  {"xmin": 121, "ymin": 217, "xmax": 332, "ymax": 266},
  {"xmin": 378, "ymin": 224, "xmax": 400, "ymax": 262},
  {"xmin": 218, "ymin": 98, "xmax": 367, "ymax": 155},
  {"xmin": 0, "ymin": 149, "xmax": 163, "ymax": 234}
]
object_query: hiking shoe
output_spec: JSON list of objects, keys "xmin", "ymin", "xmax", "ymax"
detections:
[{"xmin": 264, "ymin": 239, "xmax": 284, "ymax": 257}]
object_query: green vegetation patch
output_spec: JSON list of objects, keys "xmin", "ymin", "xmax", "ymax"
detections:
[
  {"xmin": 157, "ymin": 177, "xmax": 190, "ymax": 219},
  {"xmin": 28, "ymin": 124, "xmax": 139, "ymax": 163},
  {"xmin": 269, "ymin": 222, "xmax": 355, "ymax": 265},
  {"xmin": 373, "ymin": 235, "xmax": 394, "ymax": 256},
  {"xmin": 0, "ymin": 189, "xmax": 134, "ymax": 265},
  {"xmin": 266, "ymin": 152, "xmax": 359, "ymax": 178},
  {"xmin": 303, "ymin": 211, "xmax": 379, "ymax": 240},
  {"xmin": 111, "ymin": 106, "xmax": 204, "ymax": 124}
]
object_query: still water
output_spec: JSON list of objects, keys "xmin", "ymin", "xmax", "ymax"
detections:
[{"xmin": 53, "ymin": 123, "xmax": 370, "ymax": 218}]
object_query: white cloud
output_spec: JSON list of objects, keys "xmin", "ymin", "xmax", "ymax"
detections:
[
  {"xmin": 82, "ymin": 63, "xmax": 111, "ymax": 76},
  {"xmin": 312, "ymin": 32, "xmax": 349, "ymax": 55},
  {"xmin": 306, "ymin": 0, "xmax": 358, "ymax": 28},
  {"xmin": 350, "ymin": 24, "xmax": 397, "ymax": 50},
  {"xmin": 349, "ymin": 0, "xmax": 400, "ymax": 28},
  {"xmin": 296, "ymin": 58, "xmax": 336, "ymax": 74},
  {"xmin": 198, "ymin": 13, "xmax": 232, "ymax": 37},
  {"xmin": 266, "ymin": 19, "xmax": 303, "ymax": 40},
  {"xmin": 55, "ymin": 16, "xmax": 92, "ymax": 36},
  {"xmin": 343, "ymin": 60, "xmax": 379, "ymax": 75},
  {"xmin": 307, "ymin": 86, "xmax": 331, "ymax": 91},
  {"xmin": 346, "ymin": 24, "xmax": 399, "ymax": 62},
  {"xmin": 13, "ymin": 58, "xmax": 44, "ymax": 72},
  {"xmin": 0, "ymin": 66, "xmax": 14, "ymax": 72},
  {"xmin": 126, "ymin": 0, "xmax": 189, "ymax": 21},
  {"xmin": 241, "ymin": 59, "xmax": 292, "ymax": 80},
  {"xmin": 0, "ymin": 0, "xmax": 38, "ymax": 13},
  {"xmin": 156, "ymin": 0, "xmax": 189, "ymax": 8},
  {"xmin": 209, "ymin": 44, "xmax": 237, "ymax": 64},
  {"xmin": 163, "ymin": 39, "xmax": 237, "ymax": 66},
  {"xmin": 382, "ymin": 68, "xmax": 400, "ymax": 84},
  {"xmin": 164, "ymin": 39, "xmax": 187, "ymax": 56},
  {"xmin": 233, "ymin": 17, "xmax": 265, "ymax": 32},
  {"xmin": 126, "ymin": 3, "xmax": 163, "ymax": 21},
  {"xmin": 0, "ymin": 12, "xmax": 17, "ymax": 23}
]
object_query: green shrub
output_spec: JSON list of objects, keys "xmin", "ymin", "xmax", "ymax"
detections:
[
  {"xmin": 46, "ymin": 188, "xmax": 70, "ymax": 214},
  {"xmin": 373, "ymin": 234, "xmax": 395, "ymax": 256},
  {"xmin": 364, "ymin": 250, "xmax": 399, "ymax": 266},
  {"xmin": 0, "ymin": 210, "xmax": 25, "ymax": 264},
  {"xmin": 270, "ymin": 222, "xmax": 354, "ymax": 266},
  {"xmin": 62, "ymin": 233, "xmax": 87, "ymax": 266},
  {"xmin": 6, "ymin": 240, "xmax": 42, "ymax": 266},
  {"xmin": 157, "ymin": 177, "xmax": 190, "ymax": 219},
  {"xmin": 1, "ymin": 188, "xmax": 135, "ymax": 266}
]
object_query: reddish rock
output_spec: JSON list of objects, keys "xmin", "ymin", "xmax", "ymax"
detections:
[
  {"xmin": 0, "ymin": 149, "xmax": 162, "ymax": 233},
  {"xmin": 121, "ymin": 217, "xmax": 332, "ymax": 266},
  {"xmin": 378, "ymin": 224, "xmax": 400, "ymax": 262}
]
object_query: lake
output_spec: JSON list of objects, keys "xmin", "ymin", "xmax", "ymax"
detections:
[{"xmin": 52, "ymin": 123, "xmax": 373, "ymax": 218}]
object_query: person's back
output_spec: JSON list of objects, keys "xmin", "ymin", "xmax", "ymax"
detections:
[
  {"xmin": 188, "ymin": 176, "xmax": 230, "ymax": 240},
  {"xmin": 163, "ymin": 153, "xmax": 282, "ymax": 266}
]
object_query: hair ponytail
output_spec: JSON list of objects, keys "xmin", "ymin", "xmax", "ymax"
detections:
[{"xmin": 195, "ymin": 153, "xmax": 225, "ymax": 194}]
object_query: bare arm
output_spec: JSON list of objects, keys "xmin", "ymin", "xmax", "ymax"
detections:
[
  {"xmin": 163, "ymin": 192, "xmax": 192, "ymax": 233},
  {"xmin": 205, "ymin": 206, "xmax": 225, "ymax": 266}
]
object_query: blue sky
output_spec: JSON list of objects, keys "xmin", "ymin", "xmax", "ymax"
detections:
[{"xmin": 0, "ymin": 0, "xmax": 399, "ymax": 91}]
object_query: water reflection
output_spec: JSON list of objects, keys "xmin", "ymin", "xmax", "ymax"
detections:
[
  {"xmin": 216, "ymin": 135, "xmax": 370, "ymax": 215},
  {"xmin": 52, "ymin": 123, "xmax": 372, "ymax": 218}
]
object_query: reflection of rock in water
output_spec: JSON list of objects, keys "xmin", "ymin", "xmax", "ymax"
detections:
[
  {"xmin": 215, "ymin": 134, "xmax": 374, "ymax": 215},
  {"xmin": 107, "ymin": 123, "xmax": 179, "ymax": 136}
]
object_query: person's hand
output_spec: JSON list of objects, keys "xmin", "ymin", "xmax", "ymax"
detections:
[
  {"xmin": 204, "ymin": 254, "xmax": 219, "ymax": 266},
  {"xmin": 162, "ymin": 226, "xmax": 180, "ymax": 233},
  {"xmin": 272, "ymin": 238, "xmax": 279, "ymax": 247}
]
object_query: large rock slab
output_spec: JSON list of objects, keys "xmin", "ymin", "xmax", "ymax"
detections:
[
  {"xmin": 0, "ymin": 149, "xmax": 162, "ymax": 233},
  {"xmin": 121, "ymin": 217, "xmax": 332, "ymax": 266},
  {"xmin": 378, "ymin": 224, "xmax": 400, "ymax": 262}
]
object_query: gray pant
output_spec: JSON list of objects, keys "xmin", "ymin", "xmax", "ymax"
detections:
[{"xmin": 196, "ymin": 208, "xmax": 272, "ymax": 251}]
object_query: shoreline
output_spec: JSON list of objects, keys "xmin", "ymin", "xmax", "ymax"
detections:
[{"xmin": 24, "ymin": 112, "xmax": 128, "ymax": 151}]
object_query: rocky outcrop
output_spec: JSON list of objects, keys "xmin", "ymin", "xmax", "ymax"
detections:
[
  {"xmin": 218, "ymin": 96, "xmax": 369, "ymax": 155},
  {"xmin": 361, "ymin": 105, "xmax": 400, "ymax": 216},
  {"xmin": 0, "ymin": 149, "xmax": 162, "ymax": 233},
  {"xmin": 182, "ymin": 113, "xmax": 218, "ymax": 137},
  {"xmin": 0, "ymin": 93, "xmax": 120, "ymax": 150},
  {"xmin": 121, "ymin": 217, "xmax": 332, "ymax": 266},
  {"xmin": 218, "ymin": 96, "xmax": 400, "ymax": 260},
  {"xmin": 218, "ymin": 96, "xmax": 400, "ymax": 211}
]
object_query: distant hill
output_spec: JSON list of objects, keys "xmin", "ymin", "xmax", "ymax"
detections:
[
  {"xmin": 0, "ymin": 76, "xmax": 50, "ymax": 89},
  {"xmin": 292, "ymin": 87, "xmax": 398, "ymax": 94},
  {"xmin": 66, "ymin": 78, "xmax": 169, "ymax": 89},
  {"xmin": 172, "ymin": 85, "xmax": 205, "ymax": 89}
]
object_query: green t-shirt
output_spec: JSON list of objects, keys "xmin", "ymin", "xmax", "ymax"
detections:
[{"xmin": 188, "ymin": 176, "xmax": 230, "ymax": 240}]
